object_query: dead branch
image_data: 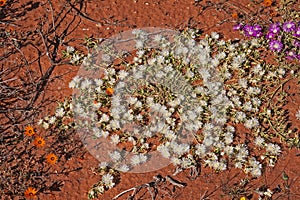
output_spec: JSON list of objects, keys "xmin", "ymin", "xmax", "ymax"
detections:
[{"xmin": 113, "ymin": 174, "xmax": 187, "ymax": 200}]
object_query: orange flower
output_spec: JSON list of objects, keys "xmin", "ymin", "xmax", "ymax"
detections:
[
  {"xmin": 46, "ymin": 153, "xmax": 58, "ymax": 165},
  {"xmin": 270, "ymin": 9, "xmax": 277, "ymax": 17},
  {"xmin": 263, "ymin": 0, "xmax": 272, "ymax": 7},
  {"xmin": 24, "ymin": 187, "xmax": 38, "ymax": 198},
  {"xmin": 106, "ymin": 87, "xmax": 114, "ymax": 96},
  {"xmin": 33, "ymin": 136, "xmax": 45, "ymax": 147},
  {"xmin": 232, "ymin": 12, "xmax": 239, "ymax": 19},
  {"xmin": 0, "ymin": 0, "xmax": 7, "ymax": 7},
  {"xmin": 24, "ymin": 125, "xmax": 35, "ymax": 136}
]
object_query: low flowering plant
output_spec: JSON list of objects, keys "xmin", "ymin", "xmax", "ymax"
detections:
[{"xmin": 233, "ymin": 20, "xmax": 300, "ymax": 60}]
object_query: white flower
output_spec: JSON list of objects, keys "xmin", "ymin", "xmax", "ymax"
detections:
[
  {"xmin": 117, "ymin": 164, "xmax": 130, "ymax": 172},
  {"xmin": 123, "ymin": 111, "xmax": 133, "ymax": 121},
  {"xmin": 169, "ymin": 99, "xmax": 180, "ymax": 107},
  {"xmin": 244, "ymin": 117, "xmax": 259, "ymax": 129},
  {"xmin": 127, "ymin": 97, "xmax": 137, "ymax": 105},
  {"xmin": 251, "ymin": 167, "xmax": 262, "ymax": 177},
  {"xmin": 95, "ymin": 185, "xmax": 104, "ymax": 194},
  {"xmin": 130, "ymin": 154, "xmax": 141, "ymax": 166},
  {"xmin": 187, "ymin": 110, "xmax": 197, "ymax": 121},
  {"xmin": 180, "ymin": 157, "xmax": 192, "ymax": 169},
  {"xmin": 224, "ymin": 132, "xmax": 233, "ymax": 144},
  {"xmin": 277, "ymin": 68, "xmax": 285, "ymax": 76},
  {"xmin": 110, "ymin": 134, "xmax": 120, "ymax": 145},
  {"xmin": 69, "ymin": 80, "xmax": 76, "ymax": 88},
  {"xmin": 212, "ymin": 160, "xmax": 227, "ymax": 171},
  {"xmin": 154, "ymin": 34, "xmax": 162, "ymax": 42},
  {"xmin": 135, "ymin": 40, "xmax": 144, "ymax": 49},
  {"xmin": 203, "ymin": 123, "xmax": 214, "ymax": 132},
  {"xmin": 102, "ymin": 131, "xmax": 109, "ymax": 138},
  {"xmin": 108, "ymin": 78, "xmax": 116, "ymax": 85},
  {"xmin": 71, "ymin": 54, "xmax": 81, "ymax": 64},
  {"xmin": 295, "ymin": 109, "xmax": 300, "ymax": 120},
  {"xmin": 107, "ymin": 68, "xmax": 116, "ymax": 76},
  {"xmin": 254, "ymin": 136, "xmax": 265, "ymax": 147},
  {"xmin": 232, "ymin": 54, "xmax": 246, "ymax": 68},
  {"xmin": 48, "ymin": 116, "xmax": 56, "ymax": 124},
  {"xmin": 95, "ymin": 79, "xmax": 103, "ymax": 86},
  {"xmin": 211, "ymin": 32, "xmax": 219, "ymax": 39},
  {"xmin": 266, "ymin": 143, "xmax": 281, "ymax": 156},
  {"xmin": 100, "ymin": 114, "xmax": 110, "ymax": 123},
  {"xmin": 235, "ymin": 161, "xmax": 243, "ymax": 169},
  {"xmin": 55, "ymin": 107, "xmax": 65, "ymax": 117},
  {"xmin": 194, "ymin": 86, "xmax": 207, "ymax": 95},
  {"xmin": 80, "ymin": 79, "xmax": 92, "ymax": 90},
  {"xmin": 102, "ymin": 54, "xmax": 111, "ymax": 63},
  {"xmin": 139, "ymin": 154, "xmax": 148, "ymax": 163},
  {"xmin": 102, "ymin": 174, "xmax": 115, "ymax": 189},
  {"xmin": 135, "ymin": 114, "xmax": 143, "ymax": 121},
  {"xmin": 217, "ymin": 52, "xmax": 226, "ymax": 60},
  {"xmin": 171, "ymin": 157, "xmax": 181, "ymax": 165},
  {"xmin": 235, "ymin": 111, "xmax": 246, "ymax": 122},
  {"xmin": 186, "ymin": 70, "xmax": 195, "ymax": 78},
  {"xmin": 238, "ymin": 78, "xmax": 248, "ymax": 88},
  {"xmin": 38, "ymin": 119, "xmax": 43, "ymax": 126},
  {"xmin": 211, "ymin": 58, "xmax": 219, "ymax": 67},
  {"xmin": 171, "ymin": 142, "xmax": 190, "ymax": 156},
  {"xmin": 157, "ymin": 145, "xmax": 170, "ymax": 158},
  {"xmin": 66, "ymin": 46, "xmax": 75, "ymax": 53},
  {"xmin": 110, "ymin": 120, "xmax": 121, "ymax": 129},
  {"xmin": 110, "ymin": 151, "xmax": 121, "ymax": 162},
  {"xmin": 243, "ymin": 101, "xmax": 253, "ymax": 112},
  {"xmin": 235, "ymin": 144, "xmax": 249, "ymax": 161},
  {"xmin": 164, "ymin": 129, "xmax": 176, "ymax": 140},
  {"xmin": 93, "ymin": 102, "xmax": 101, "ymax": 109},
  {"xmin": 224, "ymin": 146, "xmax": 234, "ymax": 156},
  {"xmin": 99, "ymin": 162, "xmax": 108, "ymax": 168},
  {"xmin": 93, "ymin": 127, "xmax": 102, "ymax": 138},
  {"xmin": 118, "ymin": 70, "xmax": 128, "ymax": 80},
  {"xmin": 252, "ymin": 97, "xmax": 261, "ymax": 106},
  {"xmin": 264, "ymin": 189, "xmax": 273, "ymax": 197},
  {"xmin": 248, "ymin": 157, "xmax": 262, "ymax": 177},
  {"xmin": 134, "ymin": 101, "xmax": 142, "ymax": 108},
  {"xmin": 226, "ymin": 125, "xmax": 235, "ymax": 133},
  {"xmin": 203, "ymin": 136, "xmax": 214, "ymax": 147},
  {"xmin": 195, "ymin": 144, "xmax": 207, "ymax": 157},
  {"xmin": 42, "ymin": 122, "xmax": 49, "ymax": 129},
  {"xmin": 88, "ymin": 190, "xmax": 95, "ymax": 197},
  {"xmin": 252, "ymin": 64, "xmax": 262, "ymax": 74},
  {"xmin": 111, "ymin": 97, "xmax": 121, "ymax": 107}
]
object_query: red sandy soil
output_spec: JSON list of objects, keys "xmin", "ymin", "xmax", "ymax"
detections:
[{"xmin": 1, "ymin": 0, "xmax": 299, "ymax": 200}]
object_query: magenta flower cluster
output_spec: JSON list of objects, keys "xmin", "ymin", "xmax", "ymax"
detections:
[{"xmin": 233, "ymin": 21, "xmax": 300, "ymax": 60}]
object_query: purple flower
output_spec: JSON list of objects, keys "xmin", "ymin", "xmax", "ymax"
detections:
[
  {"xmin": 266, "ymin": 32, "xmax": 276, "ymax": 40},
  {"xmin": 253, "ymin": 31, "xmax": 263, "ymax": 38},
  {"xmin": 269, "ymin": 23, "xmax": 281, "ymax": 34},
  {"xmin": 243, "ymin": 25, "xmax": 256, "ymax": 37},
  {"xmin": 253, "ymin": 24, "xmax": 262, "ymax": 31},
  {"xmin": 282, "ymin": 21, "xmax": 296, "ymax": 32},
  {"xmin": 269, "ymin": 40, "xmax": 284, "ymax": 52},
  {"xmin": 294, "ymin": 27, "xmax": 300, "ymax": 37},
  {"xmin": 293, "ymin": 39, "xmax": 300, "ymax": 47},
  {"xmin": 286, "ymin": 50, "xmax": 297, "ymax": 60},
  {"xmin": 233, "ymin": 23, "xmax": 243, "ymax": 31}
]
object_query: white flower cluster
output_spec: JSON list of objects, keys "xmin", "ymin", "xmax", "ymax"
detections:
[
  {"xmin": 64, "ymin": 28, "xmax": 295, "ymax": 189},
  {"xmin": 38, "ymin": 98, "xmax": 73, "ymax": 130}
]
